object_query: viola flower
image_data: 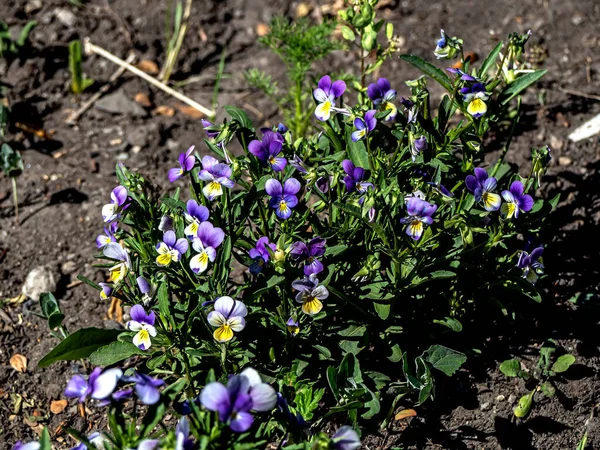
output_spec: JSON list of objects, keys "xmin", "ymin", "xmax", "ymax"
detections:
[
  {"xmin": 411, "ymin": 135, "xmax": 427, "ymax": 162},
  {"xmin": 313, "ymin": 75, "xmax": 346, "ymax": 121},
  {"xmin": 102, "ymin": 186, "xmax": 129, "ymax": 222},
  {"xmin": 428, "ymin": 182, "xmax": 455, "ymax": 199},
  {"xmin": 12, "ymin": 442, "xmax": 40, "ymax": 450},
  {"xmin": 434, "ymin": 29, "xmax": 458, "ymax": 60},
  {"xmin": 352, "ymin": 110, "xmax": 377, "ymax": 142},
  {"xmin": 71, "ymin": 432, "xmax": 108, "ymax": 450},
  {"xmin": 460, "ymin": 83, "xmax": 490, "ymax": 118},
  {"xmin": 103, "ymin": 242, "xmax": 131, "ymax": 283},
  {"xmin": 248, "ymin": 130, "xmax": 287, "ymax": 172},
  {"xmin": 265, "ymin": 178, "xmax": 302, "ymax": 220},
  {"xmin": 332, "ymin": 426, "xmax": 362, "ymax": 450},
  {"xmin": 400, "ymin": 97, "xmax": 417, "ymax": 123},
  {"xmin": 96, "ymin": 222, "xmax": 118, "ymax": 249},
  {"xmin": 137, "ymin": 276, "xmax": 153, "ymax": 304},
  {"xmin": 290, "ymin": 154, "xmax": 309, "ymax": 174},
  {"xmin": 465, "ymin": 168, "xmax": 501, "ymax": 211},
  {"xmin": 367, "ymin": 78, "xmax": 397, "ymax": 121},
  {"xmin": 124, "ymin": 372, "xmax": 165, "ymax": 405},
  {"xmin": 292, "ymin": 275, "xmax": 329, "ymax": 315},
  {"xmin": 198, "ymin": 155, "xmax": 235, "ymax": 201},
  {"xmin": 400, "ymin": 197, "xmax": 438, "ymax": 240},
  {"xmin": 342, "ymin": 160, "xmax": 373, "ymax": 194},
  {"xmin": 316, "ymin": 176, "xmax": 330, "ymax": 194},
  {"xmin": 277, "ymin": 123, "xmax": 289, "ymax": 134},
  {"xmin": 517, "ymin": 245, "xmax": 544, "ymax": 285},
  {"xmin": 286, "ymin": 318, "xmax": 300, "ymax": 336},
  {"xmin": 249, "ymin": 236, "xmax": 277, "ymax": 275},
  {"xmin": 501, "ymin": 181, "xmax": 533, "ymax": 219},
  {"xmin": 184, "ymin": 199, "xmax": 210, "ymax": 238},
  {"xmin": 190, "ymin": 222, "xmax": 225, "ymax": 274},
  {"xmin": 65, "ymin": 367, "xmax": 123, "ymax": 403},
  {"xmin": 175, "ymin": 417, "xmax": 195, "ymax": 450},
  {"xmin": 290, "ymin": 237, "xmax": 326, "ymax": 276},
  {"xmin": 201, "ymin": 119, "xmax": 220, "ymax": 140},
  {"xmin": 446, "ymin": 67, "xmax": 477, "ymax": 82},
  {"xmin": 158, "ymin": 214, "xmax": 174, "ymax": 232},
  {"xmin": 208, "ymin": 296, "xmax": 248, "ymax": 343},
  {"xmin": 156, "ymin": 230, "xmax": 188, "ymax": 266},
  {"xmin": 99, "ymin": 282, "xmax": 113, "ymax": 300},
  {"xmin": 168, "ymin": 146, "xmax": 196, "ymax": 183},
  {"xmin": 200, "ymin": 367, "xmax": 277, "ymax": 432},
  {"xmin": 127, "ymin": 304, "xmax": 157, "ymax": 350}
]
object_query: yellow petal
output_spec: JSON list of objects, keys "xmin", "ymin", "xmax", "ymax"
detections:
[
  {"xmin": 156, "ymin": 252, "xmax": 172, "ymax": 266},
  {"xmin": 214, "ymin": 325, "xmax": 234, "ymax": 342},
  {"xmin": 467, "ymin": 98, "xmax": 487, "ymax": 117},
  {"xmin": 302, "ymin": 297, "xmax": 323, "ymax": 315}
]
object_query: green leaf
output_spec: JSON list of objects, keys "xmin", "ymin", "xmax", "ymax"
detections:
[
  {"xmin": 346, "ymin": 128, "xmax": 370, "ymax": 170},
  {"xmin": 225, "ymin": 105, "xmax": 254, "ymax": 130},
  {"xmin": 16, "ymin": 21, "xmax": 36, "ymax": 47},
  {"xmin": 539, "ymin": 381, "xmax": 556, "ymax": 398},
  {"xmin": 479, "ymin": 41, "xmax": 503, "ymax": 77},
  {"xmin": 40, "ymin": 292, "xmax": 64, "ymax": 329},
  {"xmin": 400, "ymin": 54, "xmax": 453, "ymax": 92},
  {"xmin": 1, "ymin": 143, "xmax": 24, "ymax": 177},
  {"xmin": 340, "ymin": 25, "xmax": 355, "ymax": 41},
  {"xmin": 374, "ymin": 302, "xmax": 391, "ymax": 320},
  {"xmin": 513, "ymin": 390, "xmax": 534, "ymax": 418},
  {"xmin": 499, "ymin": 358, "xmax": 521, "ymax": 377},
  {"xmin": 38, "ymin": 327, "xmax": 122, "ymax": 368},
  {"xmin": 39, "ymin": 427, "xmax": 52, "ymax": 450},
  {"xmin": 499, "ymin": 69, "xmax": 547, "ymax": 105},
  {"xmin": 551, "ymin": 354, "xmax": 576, "ymax": 373},
  {"xmin": 433, "ymin": 317, "xmax": 463, "ymax": 332},
  {"xmin": 424, "ymin": 345, "xmax": 467, "ymax": 376},
  {"xmin": 89, "ymin": 341, "xmax": 147, "ymax": 366}
]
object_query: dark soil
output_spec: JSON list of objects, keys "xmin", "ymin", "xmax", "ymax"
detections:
[{"xmin": 1, "ymin": 0, "xmax": 600, "ymax": 449}]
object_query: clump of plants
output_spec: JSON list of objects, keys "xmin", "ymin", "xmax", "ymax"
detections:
[{"xmin": 16, "ymin": 2, "xmax": 554, "ymax": 448}]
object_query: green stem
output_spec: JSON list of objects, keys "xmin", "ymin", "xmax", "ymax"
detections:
[
  {"xmin": 294, "ymin": 78, "xmax": 303, "ymax": 137},
  {"xmin": 11, "ymin": 176, "xmax": 18, "ymax": 224}
]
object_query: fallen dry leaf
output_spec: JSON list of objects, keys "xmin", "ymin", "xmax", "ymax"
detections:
[
  {"xmin": 134, "ymin": 92, "xmax": 152, "ymax": 108},
  {"xmin": 175, "ymin": 103, "xmax": 204, "ymax": 119},
  {"xmin": 153, "ymin": 105, "xmax": 175, "ymax": 117},
  {"xmin": 451, "ymin": 52, "xmax": 478, "ymax": 70},
  {"xmin": 256, "ymin": 23, "xmax": 270, "ymax": 37},
  {"xmin": 137, "ymin": 59, "xmax": 159, "ymax": 74},
  {"xmin": 10, "ymin": 354, "xmax": 27, "ymax": 373},
  {"xmin": 395, "ymin": 408, "xmax": 417, "ymax": 420},
  {"xmin": 50, "ymin": 399, "xmax": 68, "ymax": 414}
]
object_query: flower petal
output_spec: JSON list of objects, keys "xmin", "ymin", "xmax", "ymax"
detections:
[
  {"xmin": 230, "ymin": 411, "xmax": 254, "ymax": 432},
  {"xmin": 90, "ymin": 368, "xmax": 122, "ymax": 400},
  {"xmin": 207, "ymin": 310, "xmax": 227, "ymax": 327},
  {"xmin": 249, "ymin": 383, "xmax": 277, "ymax": 411},
  {"xmin": 200, "ymin": 382, "xmax": 230, "ymax": 414},
  {"xmin": 264, "ymin": 178, "xmax": 282, "ymax": 196}
]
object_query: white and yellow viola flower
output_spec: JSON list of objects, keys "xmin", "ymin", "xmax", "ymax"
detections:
[
  {"xmin": 103, "ymin": 242, "xmax": 131, "ymax": 283},
  {"xmin": 198, "ymin": 155, "xmax": 235, "ymax": 201},
  {"xmin": 292, "ymin": 275, "xmax": 329, "ymax": 315},
  {"xmin": 183, "ymin": 199, "xmax": 210, "ymax": 238},
  {"xmin": 313, "ymin": 75, "xmax": 346, "ymax": 121},
  {"xmin": 155, "ymin": 230, "xmax": 188, "ymax": 267},
  {"xmin": 207, "ymin": 296, "xmax": 248, "ymax": 342},
  {"xmin": 460, "ymin": 83, "xmax": 490, "ymax": 118},
  {"xmin": 190, "ymin": 222, "xmax": 225, "ymax": 274},
  {"xmin": 127, "ymin": 305, "xmax": 157, "ymax": 350}
]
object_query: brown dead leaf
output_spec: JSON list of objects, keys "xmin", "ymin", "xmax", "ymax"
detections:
[
  {"xmin": 395, "ymin": 408, "xmax": 417, "ymax": 420},
  {"xmin": 10, "ymin": 354, "xmax": 27, "ymax": 373},
  {"xmin": 15, "ymin": 123, "xmax": 55, "ymax": 140},
  {"xmin": 50, "ymin": 399, "xmax": 68, "ymax": 414},
  {"xmin": 451, "ymin": 52, "xmax": 478, "ymax": 70},
  {"xmin": 175, "ymin": 103, "xmax": 204, "ymax": 119},
  {"xmin": 153, "ymin": 105, "xmax": 175, "ymax": 117},
  {"xmin": 137, "ymin": 59, "xmax": 159, "ymax": 74},
  {"xmin": 134, "ymin": 92, "xmax": 152, "ymax": 108},
  {"xmin": 256, "ymin": 23, "xmax": 270, "ymax": 37}
]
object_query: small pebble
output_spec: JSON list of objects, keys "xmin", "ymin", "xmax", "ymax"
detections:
[
  {"xmin": 480, "ymin": 402, "xmax": 491, "ymax": 411},
  {"xmin": 496, "ymin": 394, "xmax": 505, "ymax": 402},
  {"xmin": 559, "ymin": 156, "xmax": 572, "ymax": 166},
  {"xmin": 22, "ymin": 266, "xmax": 57, "ymax": 301}
]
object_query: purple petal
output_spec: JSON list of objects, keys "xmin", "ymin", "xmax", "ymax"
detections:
[
  {"xmin": 353, "ymin": 118, "xmax": 366, "ymax": 131},
  {"xmin": 249, "ymin": 383, "xmax": 277, "ymax": 411},
  {"xmin": 64, "ymin": 375, "xmax": 88, "ymax": 401},
  {"xmin": 248, "ymin": 140, "xmax": 268, "ymax": 161},
  {"xmin": 342, "ymin": 159, "xmax": 356, "ymax": 176},
  {"xmin": 406, "ymin": 197, "xmax": 427, "ymax": 216},
  {"xmin": 519, "ymin": 194, "xmax": 534, "ymax": 212},
  {"xmin": 317, "ymin": 75, "xmax": 332, "ymax": 93},
  {"xmin": 465, "ymin": 175, "xmax": 478, "ymax": 192},
  {"xmin": 182, "ymin": 154, "xmax": 195, "ymax": 172},
  {"xmin": 474, "ymin": 168, "xmax": 488, "ymax": 184},
  {"xmin": 283, "ymin": 194, "xmax": 298, "ymax": 209},
  {"xmin": 304, "ymin": 258, "xmax": 324, "ymax": 276},
  {"xmin": 174, "ymin": 238, "xmax": 189, "ymax": 255},
  {"xmin": 482, "ymin": 177, "xmax": 497, "ymax": 192},
  {"xmin": 202, "ymin": 155, "xmax": 219, "ymax": 171},
  {"xmin": 230, "ymin": 411, "xmax": 254, "ymax": 432},
  {"xmin": 200, "ymin": 382, "xmax": 230, "ymax": 415},
  {"xmin": 367, "ymin": 83, "xmax": 383, "ymax": 101},
  {"xmin": 187, "ymin": 200, "xmax": 209, "ymax": 222},
  {"xmin": 352, "ymin": 167, "xmax": 365, "ymax": 182},
  {"xmin": 211, "ymin": 163, "xmax": 232, "ymax": 179},
  {"xmin": 130, "ymin": 304, "xmax": 148, "ymax": 323},
  {"xmin": 103, "ymin": 242, "xmax": 127, "ymax": 262},
  {"xmin": 270, "ymin": 157, "xmax": 287, "ymax": 172},
  {"xmin": 308, "ymin": 237, "xmax": 326, "ymax": 256},
  {"xmin": 530, "ymin": 246, "xmax": 544, "ymax": 261},
  {"xmin": 283, "ymin": 178, "xmax": 302, "ymax": 196},
  {"xmin": 265, "ymin": 179, "xmax": 282, "ymax": 196},
  {"xmin": 197, "ymin": 222, "xmax": 225, "ymax": 249},
  {"xmin": 510, "ymin": 180, "xmax": 525, "ymax": 198},
  {"xmin": 331, "ymin": 80, "xmax": 346, "ymax": 98},
  {"xmin": 163, "ymin": 230, "xmax": 176, "ymax": 248},
  {"xmin": 136, "ymin": 382, "xmax": 161, "ymax": 405},
  {"xmin": 137, "ymin": 276, "xmax": 150, "ymax": 294},
  {"xmin": 168, "ymin": 168, "xmax": 183, "ymax": 183},
  {"xmin": 377, "ymin": 78, "xmax": 391, "ymax": 92},
  {"xmin": 111, "ymin": 186, "xmax": 128, "ymax": 206},
  {"xmin": 90, "ymin": 368, "xmax": 122, "ymax": 400},
  {"xmin": 290, "ymin": 242, "xmax": 309, "ymax": 259},
  {"xmin": 365, "ymin": 110, "xmax": 377, "ymax": 131}
]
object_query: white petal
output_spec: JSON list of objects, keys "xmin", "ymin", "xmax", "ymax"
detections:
[
  {"xmin": 90, "ymin": 368, "xmax": 123, "ymax": 399},
  {"xmin": 207, "ymin": 311, "xmax": 227, "ymax": 327},
  {"xmin": 127, "ymin": 320, "xmax": 142, "ymax": 332},
  {"xmin": 249, "ymin": 383, "xmax": 277, "ymax": 411},
  {"xmin": 241, "ymin": 367, "xmax": 262, "ymax": 387}
]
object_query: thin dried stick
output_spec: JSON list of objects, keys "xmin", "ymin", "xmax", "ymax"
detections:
[
  {"xmin": 66, "ymin": 52, "xmax": 136, "ymax": 125},
  {"xmin": 84, "ymin": 39, "xmax": 215, "ymax": 117},
  {"xmin": 560, "ymin": 88, "xmax": 600, "ymax": 102}
]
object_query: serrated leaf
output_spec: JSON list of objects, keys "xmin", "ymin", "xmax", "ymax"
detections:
[
  {"xmin": 424, "ymin": 345, "xmax": 467, "ymax": 376},
  {"xmin": 89, "ymin": 341, "xmax": 147, "ymax": 366}
]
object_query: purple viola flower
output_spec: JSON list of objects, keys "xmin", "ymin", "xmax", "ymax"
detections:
[
  {"xmin": 290, "ymin": 154, "xmax": 309, "ymax": 174},
  {"xmin": 292, "ymin": 275, "xmax": 329, "ymax": 315},
  {"xmin": 434, "ymin": 29, "xmax": 458, "ymax": 60},
  {"xmin": 446, "ymin": 67, "xmax": 477, "ymax": 82},
  {"xmin": 342, "ymin": 160, "xmax": 373, "ymax": 194},
  {"xmin": 175, "ymin": 417, "xmax": 195, "ymax": 450},
  {"xmin": 352, "ymin": 110, "xmax": 377, "ymax": 142},
  {"xmin": 249, "ymin": 236, "xmax": 277, "ymax": 275},
  {"xmin": 158, "ymin": 215, "xmax": 174, "ymax": 232},
  {"xmin": 277, "ymin": 393, "xmax": 308, "ymax": 431},
  {"xmin": 99, "ymin": 282, "xmax": 113, "ymax": 300},
  {"xmin": 103, "ymin": 242, "xmax": 131, "ymax": 283},
  {"xmin": 460, "ymin": 83, "xmax": 489, "ymax": 118},
  {"xmin": 198, "ymin": 155, "xmax": 235, "ymax": 201},
  {"xmin": 102, "ymin": 186, "xmax": 129, "ymax": 222},
  {"xmin": 200, "ymin": 367, "xmax": 277, "ymax": 432},
  {"xmin": 190, "ymin": 221, "xmax": 225, "ymax": 273},
  {"xmin": 517, "ymin": 245, "xmax": 544, "ymax": 285},
  {"xmin": 13, "ymin": 442, "xmax": 40, "ymax": 450},
  {"xmin": 428, "ymin": 182, "xmax": 455, "ymax": 199},
  {"xmin": 501, "ymin": 180, "xmax": 533, "ymax": 219},
  {"xmin": 207, "ymin": 296, "xmax": 248, "ymax": 342},
  {"xmin": 156, "ymin": 230, "xmax": 188, "ymax": 267},
  {"xmin": 411, "ymin": 135, "xmax": 427, "ymax": 162},
  {"xmin": 400, "ymin": 97, "xmax": 417, "ymax": 123},
  {"xmin": 332, "ymin": 426, "xmax": 362, "ymax": 450},
  {"xmin": 127, "ymin": 304, "xmax": 157, "ymax": 350},
  {"xmin": 313, "ymin": 75, "xmax": 346, "ymax": 121},
  {"xmin": 96, "ymin": 222, "xmax": 118, "ymax": 249},
  {"xmin": 65, "ymin": 367, "xmax": 123, "ymax": 403},
  {"xmin": 168, "ymin": 146, "xmax": 196, "ymax": 183},
  {"xmin": 184, "ymin": 199, "xmax": 210, "ymax": 238},
  {"xmin": 277, "ymin": 123, "xmax": 288, "ymax": 134},
  {"xmin": 290, "ymin": 237, "xmax": 326, "ymax": 276},
  {"xmin": 400, "ymin": 197, "xmax": 438, "ymax": 240},
  {"xmin": 465, "ymin": 168, "xmax": 502, "ymax": 211},
  {"xmin": 137, "ymin": 276, "xmax": 152, "ymax": 301},
  {"xmin": 248, "ymin": 130, "xmax": 287, "ymax": 172},
  {"xmin": 367, "ymin": 78, "xmax": 397, "ymax": 121},
  {"xmin": 202, "ymin": 119, "xmax": 220, "ymax": 140},
  {"xmin": 315, "ymin": 176, "xmax": 330, "ymax": 194},
  {"xmin": 286, "ymin": 317, "xmax": 299, "ymax": 336},
  {"xmin": 124, "ymin": 372, "xmax": 165, "ymax": 405},
  {"xmin": 70, "ymin": 432, "xmax": 107, "ymax": 450},
  {"xmin": 265, "ymin": 178, "xmax": 302, "ymax": 220}
]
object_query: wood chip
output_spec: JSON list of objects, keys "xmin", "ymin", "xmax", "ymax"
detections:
[
  {"xmin": 136, "ymin": 59, "xmax": 159, "ymax": 74},
  {"xmin": 10, "ymin": 354, "xmax": 27, "ymax": 372},
  {"xmin": 134, "ymin": 92, "xmax": 152, "ymax": 108},
  {"xmin": 256, "ymin": 23, "xmax": 270, "ymax": 37},
  {"xmin": 395, "ymin": 408, "xmax": 417, "ymax": 420},
  {"xmin": 153, "ymin": 105, "xmax": 175, "ymax": 117},
  {"xmin": 175, "ymin": 103, "xmax": 204, "ymax": 119},
  {"xmin": 50, "ymin": 399, "xmax": 68, "ymax": 414}
]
